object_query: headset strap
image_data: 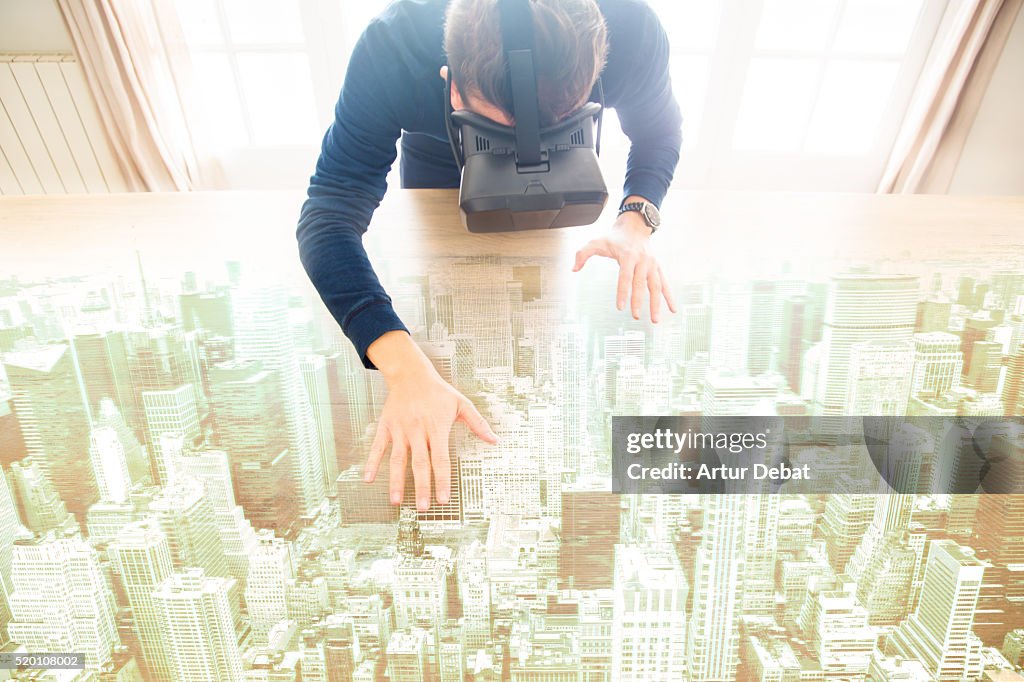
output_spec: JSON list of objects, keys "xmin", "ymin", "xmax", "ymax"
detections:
[
  {"xmin": 499, "ymin": 0, "xmax": 543, "ymax": 167},
  {"xmin": 443, "ymin": 67, "xmax": 464, "ymax": 173}
]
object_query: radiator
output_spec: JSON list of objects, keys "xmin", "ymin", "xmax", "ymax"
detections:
[{"xmin": 0, "ymin": 53, "xmax": 128, "ymax": 195}]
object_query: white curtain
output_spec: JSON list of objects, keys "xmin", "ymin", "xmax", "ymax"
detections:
[
  {"xmin": 57, "ymin": 0, "xmax": 204, "ymax": 191},
  {"xmin": 879, "ymin": 0, "xmax": 1023, "ymax": 193}
]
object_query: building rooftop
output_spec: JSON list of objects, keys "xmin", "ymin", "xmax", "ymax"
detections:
[
  {"xmin": 386, "ymin": 629, "xmax": 426, "ymax": 655},
  {"xmin": 3, "ymin": 343, "xmax": 67, "ymax": 373},
  {"xmin": 615, "ymin": 544, "xmax": 684, "ymax": 590},
  {"xmin": 934, "ymin": 540, "xmax": 984, "ymax": 567}
]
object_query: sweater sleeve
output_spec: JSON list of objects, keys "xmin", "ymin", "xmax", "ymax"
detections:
[
  {"xmin": 613, "ymin": 5, "xmax": 683, "ymax": 209},
  {"xmin": 295, "ymin": 22, "xmax": 409, "ymax": 370}
]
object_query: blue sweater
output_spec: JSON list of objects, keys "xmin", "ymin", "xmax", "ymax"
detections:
[{"xmin": 297, "ymin": 0, "xmax": 682, "ymax": 369}]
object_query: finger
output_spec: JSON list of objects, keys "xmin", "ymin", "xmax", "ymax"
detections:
[
  {"xmin": 616, "ymin": 258, "xmax": 636, "ymax": 311},
  {"xmin": 457, "ymin": 398, "xmax": 498, "ymax": 443},
  {"xmin": 631, "ymin": 262, "xmax": 649, "ymax": 320},
  {"xmin": 648, "ymin": 268, "xmax": 663, "ymax": 324},
  {"xmin": 388, "ymin": 432, "xmax": 408, "ymax": 506},
  {"xmin": 573, "ymin": 240, "xmax": 611, "ymax": 272},
  {"xmin": 410, "ymin": 433, "xmax": 432, "ymax": 511},
  {"xmin": 660, "ymin": 265, "xmax": 678, "ymax": 314},
  {"xmin": 364, "ymin": 423, "xmax": 391, "ymax": 483},
  {"xmin": 429, "ymin": 426, "xmax": 452, "ymax": 505}
]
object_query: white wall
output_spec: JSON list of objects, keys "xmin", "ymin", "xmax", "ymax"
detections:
[
  {"xmin": 948, "ymin": 4, "xmax": 1024, "ymax": 195},
  {"xmin": 0, "ymin": 0, "xmax": 73, "ymax": 53}
]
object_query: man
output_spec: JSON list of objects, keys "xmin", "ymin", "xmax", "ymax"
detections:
[{"xmin": 297, "ymin": 0, "xmax": 682, "ymax": 512}]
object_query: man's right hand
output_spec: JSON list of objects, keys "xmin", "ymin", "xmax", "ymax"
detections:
[{"xmin": 362, "ymin": 330, "xmax": 498, "ymax": 511}]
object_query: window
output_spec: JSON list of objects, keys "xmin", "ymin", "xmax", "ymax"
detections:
[
  {"xmin": 174, "ymin": 0, "xmax": 948, "ymax": 192},
  {"xmin": 175, "ymin": 0, "xmax": 387, "ymax": 187},
  {"xmin": 600, "ymin": 0, "xmax": 949, "ymax": 192}
]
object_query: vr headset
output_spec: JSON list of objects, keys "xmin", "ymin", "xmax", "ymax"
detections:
[{"xmin": 444, "ymin": 0, "xmax": 608, "ymax": 233}]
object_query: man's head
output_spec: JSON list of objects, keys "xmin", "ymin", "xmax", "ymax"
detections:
[{"xmin": 443, "ymin": 0, "xmax": 608, "ymax": 128}]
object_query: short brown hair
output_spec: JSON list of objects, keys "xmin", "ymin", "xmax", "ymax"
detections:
[{"xmin": 444, "ymin": 0, "xmax": 609, "ymax": 127}]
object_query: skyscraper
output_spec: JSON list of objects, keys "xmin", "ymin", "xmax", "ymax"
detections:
[
  {"xmin": 822, "ymin": 489, "xmax": 875, "ymax": 572},
  {"xmin": 175, "ymin": 447, "xmax": 258, "ymax": 583},
  {"xmin": 890, "ymin": 540, "xmax": 985, "ymax": 681},
  {"xmin": 8, "ymin": 533, "xmax": 120, "ymax": 670},
  {"xmin": 805, "ymin": 584, "xmax": 877, "ymax": 678},
  {"xmin": 960, "ymin": 316, "xmax": 997, "ymax": 376},
  {"xmin": 561, "ymin": 489, "xmax": 614, "ymax": 589},
  {"xmin": 552, "ymin": 324, "xmax": 588, "ymax": 479},
  {"xmin": 7, "ymin": 457, "xmax": 73, "ymax": 535},
  {"xmin": 88, "ymin": 425, "xmax": 132, "ymax": 504},
  {"xmin": 393, "ymin": 555, "xmax": 448, "ymax": 631},
  {"xmin": 682, "ymin": 300, "xmax": 711, "ymax": 362},
  {"xmin": 179, "ymin": 287, "xmax": 233, "ymax": 336},
  {"xmin": 992, "ymin": 270, "xmax": 1024, "ymax": 310},
  {"xmin": 387, "ymin": 629, "xmax": 429, "ymax": 682},
  {"xmin": 322, "ymin": 348, "xmax": 370, "ymax": 472},
  {"xmin": 108, "ymin": 519, "xmax": 175, "ymax": 681},
  {"xmin": 779, "ymin": 295, "xmax": 808, "ymax": 393},
  {"xmin": 149, "ymin": 475, "xmax": 228, "ymax": 579},
  {"xmin": 687, "ymin": 495, "xmax": 747, "ymax": 681},
  {"xmin": 709, "ymin": 280, "xmax": 752, "ymax": 375},
  {"xmin": 285, "ymin": 572, "xmax": 330, "ymax": 629},
  {"xmin": 856, "ymin": 531, "xmax": 917, "ymax": 626},
  {"xmin": 974, "ymin": 487, "xmax": 1024, "ymax": 643},
  {"xmin": 956, "ymin": 276, "xmax": 977, "ymax": 308},
  {"xmin": 438, "ymin": 623, "xmax": 465, "ymax": 682},
  {"xmin": 749, "ymin": 279, "xmax": 779, "ymax": 375},
  {"xmin": 1003, "ymin": 342, "xmax": 1024, "ymax": 416},
  {"xmin": 528, "ymin": 401, "xmax": 564, "ymax": 518},
  {"xmin": 142, "ymin": 384, "xmax": 200, "ymax": 486},
  {"xmin": 323, "ymin": 615, "xmax": 361, "ymax": 682},
  {"xmin": 845, "ymin": 339, "xmax": 914, "ymax": 414},
  {"xmin": 743, "ymin": 495, "xmax": 781, "ymax": 616},
  {"xmin": 128, "ymin": 324, "xmax": 208, "ymax": 425},
  {"xmin": 0, "ymin": 468, "xmax": 23, "ymax": 646},
  {"xmin": 397, "ymin": 507, "xmax": 425, "ymax": 558},
  {"xmin": 612, "ymin": 544, "xmax": 687, "ymax": 681},
  {"xmin": 814, "ymin": 274, "xmax": 918, "ymax": 417},
  {"xmin": 71, "ymin": 328, "xmax": 138, "ymax": 434},
  {"xmin": 245, "ymin": 531, "xmax": 294, "ymax": 642},
  {"xmin": 701, "ymin": 369, "xmax": 778, "ymax": 416},
  {"xmin": 911, "ymin": 332, "xmax": 964, "ymax": 398},
  {"xmin": 152, "ymin": 568, "xmax": 244, "ymax": 681},
  {"xmin": 847, "ymin": 491, "xmax": 916, "ymax": 585},
  {"xmin": 4, "ymin": 344, "xmax": 98, "ymax": 520},
  {"xmin": 614, "ymin": 356, "xmax": 646, "ymax": 412},
  {"xmin": 449, "ymin": 258, "xmax": 514, "ymax": 371},
  {"xmin": 208, "ymin": 359, "xmax": 297, "ymax": 533},
  {"xmin": 916, "ymin": 297, "xmax": 952, "ymax": 333},
  {"xmin": 94, "ymin": 398, "xmax": 149, "ymax": 485},
  {"xmin": 964, "ymin": 340, "xmax": 1002, "ymax": 393},
  {"xmin": 299, "ymin": 353, "xmax": 339, "ymax": 495},
  {"xmin": 604, "ymin": 331, "xmax": 645, "ymax": 408},
  {"xmin": 233, "ymin": 286, "xmax": 327, "ymax": 520},
  {"xmin": 457, "ymin": 541, "xmax": 491, "ymax": 649},
  {"xmin": 779, "ymin": 544, "xmax": 834, "ymax": 625}
]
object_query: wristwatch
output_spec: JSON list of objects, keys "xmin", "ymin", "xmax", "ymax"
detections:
[{"xmin": 617, "ymin": 199, "xmax": 661, "ymax": 233}]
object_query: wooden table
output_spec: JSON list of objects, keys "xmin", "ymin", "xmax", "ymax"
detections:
[{"xmin": 2, "ymin": 190, "xmax": 1022, "ymax": 282}]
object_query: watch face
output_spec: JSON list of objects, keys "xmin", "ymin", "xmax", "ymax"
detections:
[{"xmin": 642, "ymin": 203, "xmax": 661, "ymax": 228}]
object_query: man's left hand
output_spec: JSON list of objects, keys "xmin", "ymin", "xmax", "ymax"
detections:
[{"xmin": 572, "ymin": 205, "xmax": 677, "ymax": 323}]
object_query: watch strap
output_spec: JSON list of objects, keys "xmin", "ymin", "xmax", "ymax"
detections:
[{"xmin": 617, "ymin": 201, "xmax": 658, "ymax": 233}]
